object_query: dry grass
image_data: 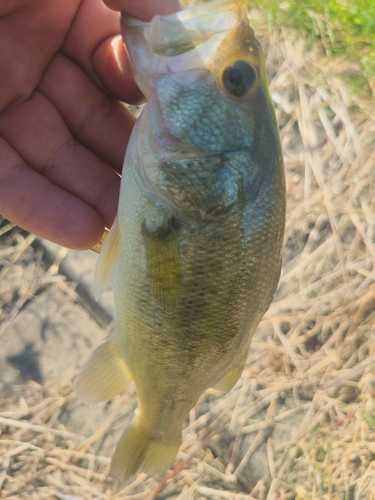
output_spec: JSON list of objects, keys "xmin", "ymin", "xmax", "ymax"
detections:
[{"xmin": 0, "ymin": 10, "xmax": 374, "ymax": 500}]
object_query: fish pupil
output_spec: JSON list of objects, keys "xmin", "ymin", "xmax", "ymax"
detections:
[
  {"xmin": 223, "ymin": 60, "xmax": 256, "ymax": 97},
  {"xmin": 229, "ymin": 68, "xmax": 243, "ymax": 86}
]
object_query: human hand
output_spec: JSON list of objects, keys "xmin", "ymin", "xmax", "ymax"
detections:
[{"xmin": 0, "ymin": 0, "xmax": 181, "ymax": 249}]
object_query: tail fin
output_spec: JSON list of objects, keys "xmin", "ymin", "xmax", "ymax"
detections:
[{"xmin": 111, "ymin": 418, "xmax": 182, "ymax": 481}]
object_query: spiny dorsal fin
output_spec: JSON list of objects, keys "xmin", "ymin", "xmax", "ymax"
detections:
[{"xmin": 94, "ymin": 216, "xmax": 120, "ymax": 300}]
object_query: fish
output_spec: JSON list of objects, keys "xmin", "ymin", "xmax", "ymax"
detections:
[{"xmin": 74, "ymin": 0, "xmax": 286, "ymax": 481}]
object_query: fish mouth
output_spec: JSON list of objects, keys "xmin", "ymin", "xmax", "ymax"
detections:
[
  {"xmin": 121, "ymin": 0, "xmax": 246, "ymax": 94},
  {"xmin": 123, "ymin": 0, "xmax": 244, "ymax": 56}
]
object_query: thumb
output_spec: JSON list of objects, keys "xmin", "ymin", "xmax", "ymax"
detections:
[{"xmin": 102, "ymin": 0, "xmax": 183, "ymax": 21}]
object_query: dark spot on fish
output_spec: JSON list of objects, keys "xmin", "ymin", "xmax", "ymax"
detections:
[{"xmin": 142, "ymin": 217, "xmax": 180, "ymax": 238}]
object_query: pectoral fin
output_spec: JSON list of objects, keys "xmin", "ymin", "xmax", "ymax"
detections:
[
  {"xmin": 212, "ymin": 352, "xmax": 248, "ymax": 393},
  {"xmin": 142, "ymin": 219, "xmax": 180, "ymax": 313},
  {"xmin": 94, "ymin": 215, "xmax": 120, "ymax": 300},
  {"xmin": 74, "ymin": 335, "xmax": 132, "ymax": 404}
]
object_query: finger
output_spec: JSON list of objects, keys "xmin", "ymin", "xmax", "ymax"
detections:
[
  {"xmin": 0, "ymin": 91, "xmax": 120, "ymax": 228},
  {"xmin": 61, "ymin": 0, "xmax": 142, "ymax": 104},
  {"xmin": 103, "ymin": 0, "xmax": 183, "ymax": 20},
  {"xmin": 0, "ymin": 0, "xmax": 78, "ymax": 112},
  {"xmin": 38, "ymin": 53, "xmax": 134, "ymax": 171},
  {"xmin": 90, "ymin": 0, "xmax": 183, "ymax": 96},
  {"xmin": 92, "ymin": 35, "xmax": 144, "ymax": 104},
  {"xmin": 0, "ymin": 138, "xmax": 105, "ymax": 249}
]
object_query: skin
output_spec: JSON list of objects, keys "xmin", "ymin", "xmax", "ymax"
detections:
[{"xmin": 0, "ymin": 0, "xmax": 181, "ymax": 250}]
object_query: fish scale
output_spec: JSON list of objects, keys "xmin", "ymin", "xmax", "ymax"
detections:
[{"xmin": 74, "ymin": 0, "xmax": 286, "ymax": 481}]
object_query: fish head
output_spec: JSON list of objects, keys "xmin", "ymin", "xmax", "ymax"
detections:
[{"xmin": 121, "ymin": 0, "xmax": 275, "ymax": 156}]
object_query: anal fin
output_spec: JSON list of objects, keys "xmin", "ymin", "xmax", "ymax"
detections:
[
  {"xmin": 74, "ymin": 335, "xmax": 132, "ymax": 404},
  {"xmin": 212, "ymin": 352, "xmax": 248, "ymax": 393}
]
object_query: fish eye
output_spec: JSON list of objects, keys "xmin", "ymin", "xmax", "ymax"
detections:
[{"xmin": 222, "ymin": 60, "xmax": 257, "ymax": 97}]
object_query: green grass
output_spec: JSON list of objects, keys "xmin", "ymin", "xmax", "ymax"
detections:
[{"xmin": 253, "ymin": 0, "xmax": 375, "ymax": 78}]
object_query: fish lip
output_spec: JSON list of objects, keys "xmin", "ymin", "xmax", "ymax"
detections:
[{"xmin": 122, "ymin": 0, "xmax": 245, "ymax": 27}]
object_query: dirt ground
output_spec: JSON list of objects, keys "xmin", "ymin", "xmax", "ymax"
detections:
[{"xmin": 0, "ymin": 8, "xmax": 374, "ymax": 500}]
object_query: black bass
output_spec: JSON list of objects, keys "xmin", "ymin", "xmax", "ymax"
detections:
[{"xmin": 75, "ymin": 0, "xmax": 286, "ymax": 481}]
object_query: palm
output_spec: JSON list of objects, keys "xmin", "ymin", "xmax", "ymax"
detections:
[{"xmin": 0, "ymin": 0, "xmax": 180, "ymax": 249}]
